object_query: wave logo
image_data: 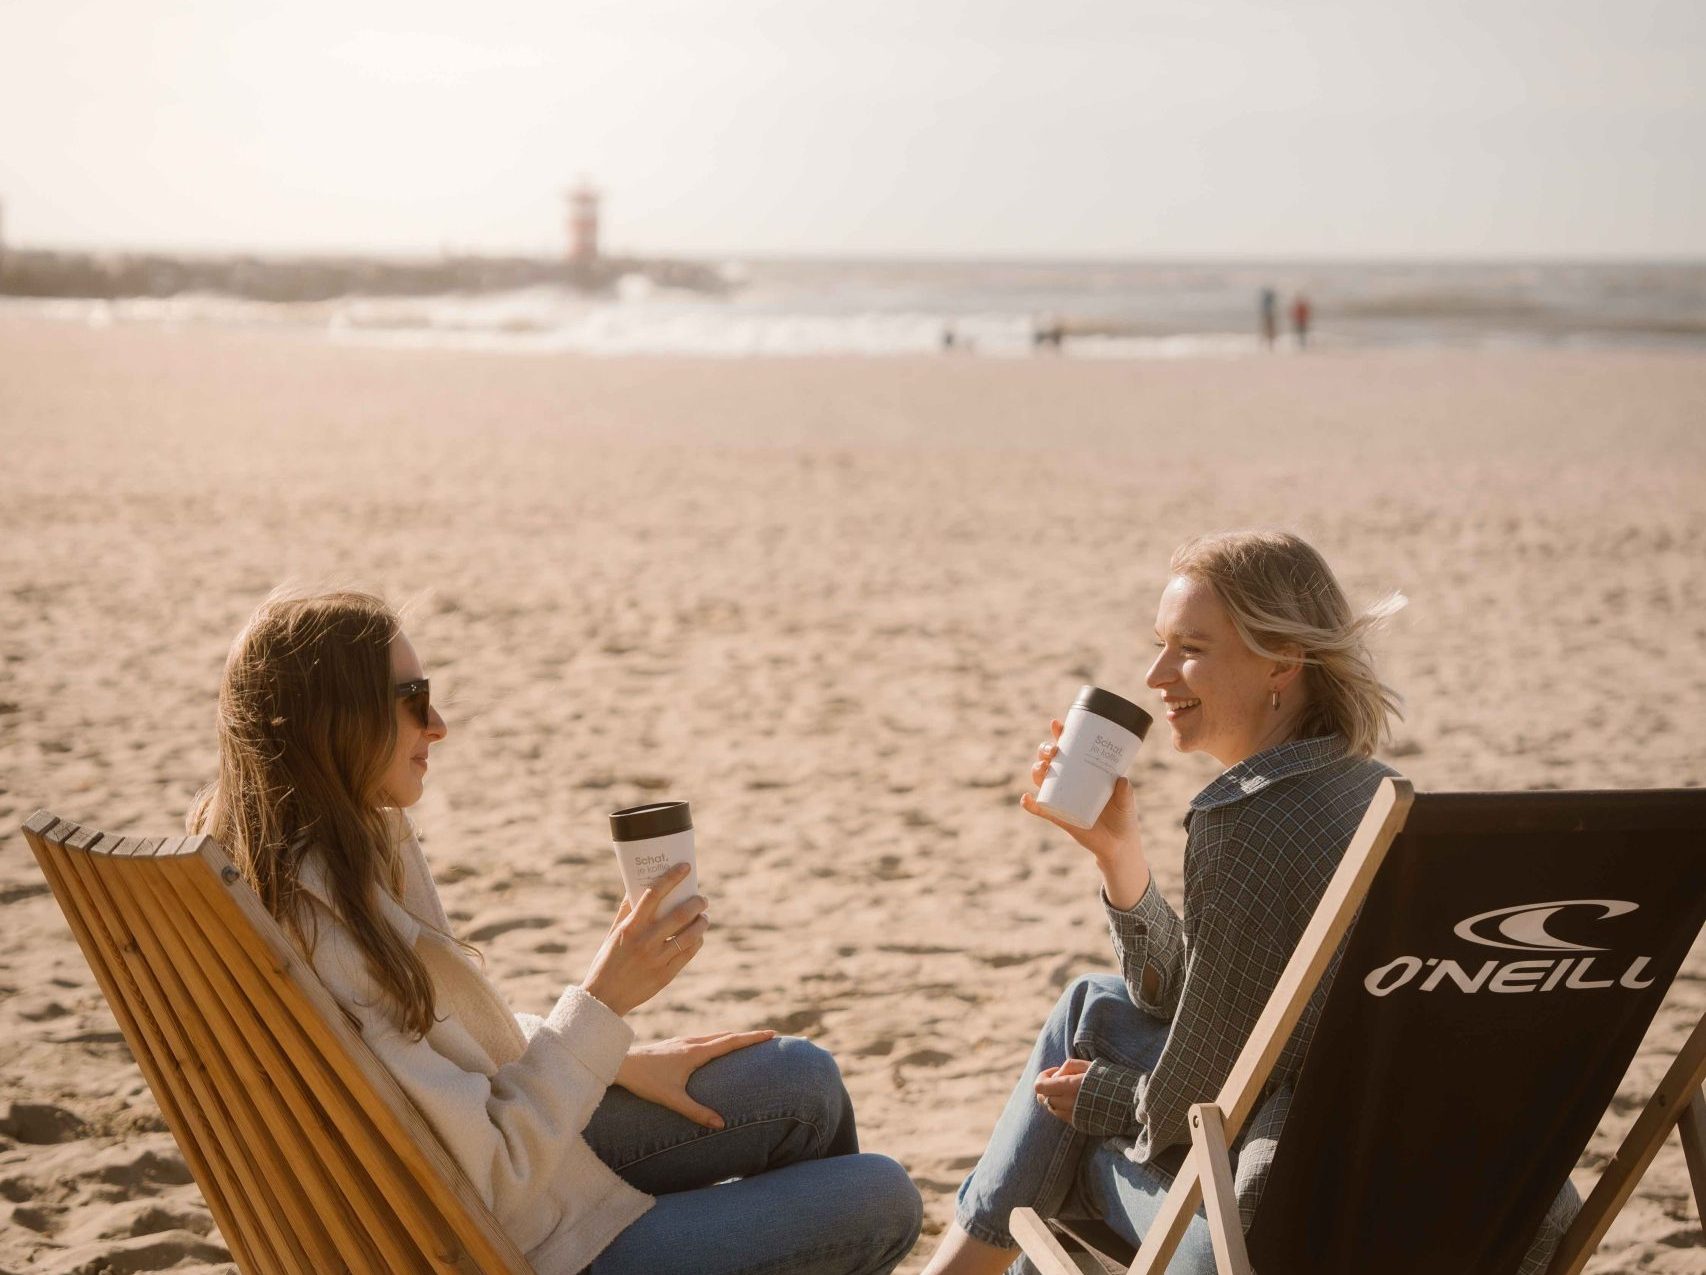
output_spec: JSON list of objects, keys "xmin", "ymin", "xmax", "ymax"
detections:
[
  {"xmin": 1364, "ymin": 898, "xmax": 1656, "ymax": 998},
  {"xmin": 1452, "ymin": 898, "xmax": 1638, "ymax": 953}
]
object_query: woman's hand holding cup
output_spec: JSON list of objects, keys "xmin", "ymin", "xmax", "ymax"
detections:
[
  {"xmin": 1021, "ymin": 718, "xmax": 1152, "ymax": 909},
  {"xmin": 583, "ymin": 863, "xmax": 708, "ymax": 1017}
]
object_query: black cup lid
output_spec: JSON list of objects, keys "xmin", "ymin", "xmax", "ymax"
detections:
[
  {"xmin": 610, "ymin": 801, "xmax": 693, "ymax": 842},
  {"xmin": 1071, "ymin": 685, "xmax": 1152, "ymax": 739}
]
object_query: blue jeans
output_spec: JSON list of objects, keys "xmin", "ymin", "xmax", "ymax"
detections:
[
  {"xmin": 583, "ymin": 1036, "xmax": 923, "ymax": 1275},
  {"xmin": 956, "ymin": 974, "xmax": 1219, "ymax": 1275}
]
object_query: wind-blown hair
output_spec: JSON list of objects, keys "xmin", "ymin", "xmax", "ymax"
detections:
[
  {"xmin": 187, "ymin": 589, "xmax": 438, "ymax": 1037},
  {"xmin": 1170, "ymin": 530, "xmax": 1404, "ymax": 758}
]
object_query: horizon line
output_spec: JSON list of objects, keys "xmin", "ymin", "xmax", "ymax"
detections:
[{"xmin": 6, "ymin": 238, "xmax": 1704, "ymax": 268}]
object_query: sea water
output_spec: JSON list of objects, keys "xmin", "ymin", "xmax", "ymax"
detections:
[{"xmin": 7, "ymin": 258, "xmax": 1703, "ymax": 357}]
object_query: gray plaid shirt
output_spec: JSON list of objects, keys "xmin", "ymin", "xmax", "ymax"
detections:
[{"xmin": 1070, "ymin": 735, "xmax": 1396, "ymax": 1226}]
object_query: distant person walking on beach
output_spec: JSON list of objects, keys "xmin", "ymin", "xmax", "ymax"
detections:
[
  {"xmin": 1259, "ymin": 288, "xmax": 1278, "ymax": 350},
  {"xmin": 1291, "ymin": 294, "xmax": 1312, "ymax": 350}
]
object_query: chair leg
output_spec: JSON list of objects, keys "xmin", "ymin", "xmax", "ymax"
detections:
[
  {"xmin": 1679, "ymin": 1087, "xmax": 1706, "ymax": 1225},
  {"xmin": 1189, "ymin": 1105, "xmax": 1253, "ymax": 1275},
  {"xmin": 1547, "ymin": 1009, "xmax": 1706, "ymax": 1275},
  {"xmin": 1012, "ymin": 1207, "xmax": 1091, "ymax": 1275},
  {"xmin": 1124, "ymin": 1167, "xmax": 1202, "ymax": 1275}
]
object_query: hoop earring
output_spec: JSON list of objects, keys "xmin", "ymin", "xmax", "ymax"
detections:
[{"xmin": 1271, "ymin": 690, "xmax": 1281, "ymax": 711}]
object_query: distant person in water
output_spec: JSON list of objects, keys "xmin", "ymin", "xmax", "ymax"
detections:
[
  {"xmin": 1291, "ymin": 294, "xmax": 1312, "ymax": 350},
  {"xmin": 1259, "ymin": 288, "xmax": 1278, "ymax": 350}
]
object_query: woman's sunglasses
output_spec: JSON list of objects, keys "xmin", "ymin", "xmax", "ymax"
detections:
[{"xmin": 395, "ymin": 678, "xmax": 431, "ymax": 728}]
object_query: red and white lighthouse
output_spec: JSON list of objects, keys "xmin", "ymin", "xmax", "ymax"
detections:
[{"xmin": 566, "ymin": 181, "xmax": 600, "ymax": 266}]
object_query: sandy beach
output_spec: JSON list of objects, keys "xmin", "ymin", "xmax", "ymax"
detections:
[{"xmin": 2, "ymin": 315, "xmax": 1703, "ymax": 1273}]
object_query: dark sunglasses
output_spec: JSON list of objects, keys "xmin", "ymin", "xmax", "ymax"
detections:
[{"xmin": 395, "ymin": 678, "xmax": 431, "ymax": 728}]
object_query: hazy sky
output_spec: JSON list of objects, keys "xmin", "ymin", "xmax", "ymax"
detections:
[{"xmin": 2, "ymin": 0, "xmax": 1701, "ymax": 259}]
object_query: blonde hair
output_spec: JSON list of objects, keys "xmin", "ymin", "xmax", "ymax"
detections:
[
  {"xmin": 1170, "ymin": 530, "xmax": 1404, "ymax": 758},
  {"xmin": 187, "ymin": 589, "xmax": 440, "ymax": 1037}
]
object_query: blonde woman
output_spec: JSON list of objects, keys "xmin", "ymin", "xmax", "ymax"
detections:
[
  {"xmin": 189, "ymin": 591, "xmax": 921, "ymax": 1275},
  {"xmin": 923, "ymin": 530, "xmax": 1576, "ymax": 1274}
]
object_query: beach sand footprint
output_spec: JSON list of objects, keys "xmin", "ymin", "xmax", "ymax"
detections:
[
  {"xmin": 87, "ymin": 1146, "xmax": 195, "ymax": 1190},
  {"xmin": 7, "ymin": 1201, "xmax": 63, "ymax": 1235},
  {"xmin": 710, "ymin": 986, "xmax": 763, "ymax": 1002},
  {"xmin": 0, "ymin": 1101, "xmax": 87, "ymax": 1145},
  {"xmin": 771, "ymin": 1008, "xmax": 823, "ymax": 1034},
  {"xmin": 55, "ymin": 1196, "xmax": 214, "ymax": 1244},
  {"xmin": 466, "ymin": 915, "xmax": 554, "ymax": 943},
  {"xmin": 35, "ymin": 1230, "xmax": 229, "ymax": 1275},
  {"xmin": 895, "ymin": 1048, "xmax": 954, "ymax": 1068}
]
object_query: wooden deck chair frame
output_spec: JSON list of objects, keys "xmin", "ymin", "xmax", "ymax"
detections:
[
  {"xmin": 21, "ymin": 810, "xmax": 537, "ymax": 1275},
  {"xmin": 1010, "ymin": 778, "xmax": 1706, "ymax": 1275}
]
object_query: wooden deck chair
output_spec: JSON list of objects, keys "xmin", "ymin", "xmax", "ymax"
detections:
[
  {"xmin": 1012, "ymin": 779, "xmax": 1706, "ymax": 1275},
  {"xmin": 20, "ymin": 810, "xmax": 537, "ymax": 1275}
]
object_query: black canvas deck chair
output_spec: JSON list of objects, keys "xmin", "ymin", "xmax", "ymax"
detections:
[
  {"xmin": 1013, "ymin": 779, "xmax": 1706, "ymax": 1275},
  {"xmin": 21, "ymin": 810, "xmax": 537, "ymax": 1275}
]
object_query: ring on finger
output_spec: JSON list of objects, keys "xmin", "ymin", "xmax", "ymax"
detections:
[{"xmin": 666, "ymin": 934, "xmax": 681, "ymax": 952}]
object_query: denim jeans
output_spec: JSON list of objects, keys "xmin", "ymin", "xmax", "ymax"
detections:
[
  {"xmin": 583, "ymin": 1035, "xmax": 923, "ymax": 1275},
  {"xmin": 956, "ymin": 974, "xmax": 1219, "ymax": 1275}
]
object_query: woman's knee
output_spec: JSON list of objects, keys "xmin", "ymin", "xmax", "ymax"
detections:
[
  {"xmin": 798, "ymin": 1154, "xmax": 922, "ymax": 1275},
  {"xmin": 859, "ymin": 1154, "xmax": 924, "ymax": 1255},
  {"xmin": 763, "ymin": 1036, "xmax": 854, "ymax": 1142},
  {"xmin": 770, "ymin": 1033, "xmax": 844, "ymax": 1083},
  {"xmin": 768, "ymin": 1035, "xmax": 848, "ymax": 1101},
  {"xmin": 1050, "ymin": 971, "xmax": 1131, "ymax": 1033},
  {"xmin": 1050, "ymin": 972, "xmax": 1099, "ymax": 1021}
]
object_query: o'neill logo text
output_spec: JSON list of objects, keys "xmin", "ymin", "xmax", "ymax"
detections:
[{"xmin": 1364, "ymin": 898, "xmax": 1657, "ymax": 997}]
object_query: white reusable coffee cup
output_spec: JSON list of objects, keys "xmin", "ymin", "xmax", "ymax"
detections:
[
  {"xmin": 1034, "ymin": 686, "xmax": 1153, "ymax": 830},
  {"xmin": 610, "ymin": 801, "xmax": 698, "ymax": 916}
]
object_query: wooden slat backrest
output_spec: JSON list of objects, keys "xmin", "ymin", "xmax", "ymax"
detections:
[
  {"xmin": 62, "ymin": 829, "xmax": 319, "ymax": 1273},
  {"xmin": 22, "ymin": 811, "xmax": 536, "ymax": 1275},
  {"xmin": 26, "ymin": 821, "xmax": 264, "ymax": 1272}
]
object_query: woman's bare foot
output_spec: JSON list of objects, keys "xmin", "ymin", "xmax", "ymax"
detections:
[{"xmin": 918, "ymin": 1221, "xmax": 1021, "ymax": 1275}]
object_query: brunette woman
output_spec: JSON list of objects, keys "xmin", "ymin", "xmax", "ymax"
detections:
[{"xmin": 190, "ymin": 591, "xmax": 920, "ymax": 1275}]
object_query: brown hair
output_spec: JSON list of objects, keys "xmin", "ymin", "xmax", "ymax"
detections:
[
  {"xmin": 1170, "ymin": 530, "xmax": 1404, "ymax": 758},
  {"xmin": 187, "ymin": 589, "xmax": 438, "ymax": 1037}
]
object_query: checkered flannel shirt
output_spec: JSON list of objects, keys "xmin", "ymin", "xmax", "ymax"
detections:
[{"xmin": 1070, "ymin": 734, "xmax": 1397, "ymax": 1227}]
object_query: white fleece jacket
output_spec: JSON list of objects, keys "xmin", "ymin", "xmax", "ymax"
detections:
[{"xmin": 297, "ymin": 833, "xmax": 652, "ymax": 1274}]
